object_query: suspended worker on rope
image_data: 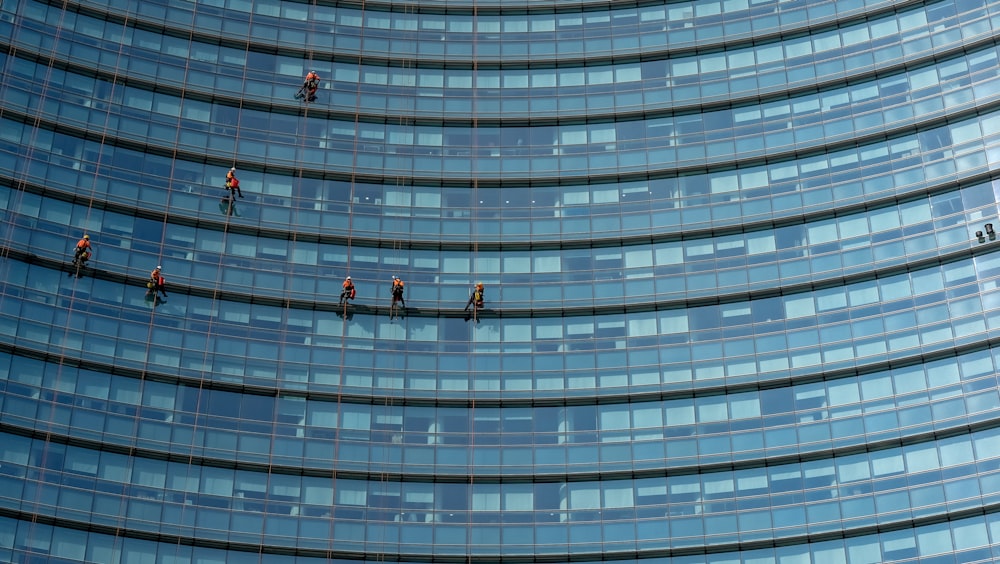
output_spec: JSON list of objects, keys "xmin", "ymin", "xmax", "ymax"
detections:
[
  {"xmin": 148, "ymin": 266, "xmax": 168, "ymax": 298},
  {"xmin": 72, "ymin": 234, "xmax": 92, "ymax": 266},
  {"xmin": 225, "ymin": 167, "xmax": 244, "ymax": 199},
  {"xmin": 339, "ymin": 276, "xmax": 356, "ymax": 306},
  {"xmin": 391, "ymin": 276, "xmax": 406, "ymax": 308},
  {"xmin": 295, "ymin": 71, "xmax": 321, "ymax": 102},
  {"xmin": 465, "ymin": 282, "xmax": 485, "ymax": 312}
]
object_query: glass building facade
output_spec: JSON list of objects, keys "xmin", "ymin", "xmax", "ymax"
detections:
[{"xmin": 2, "ymin": 0, "xmax": 1000, "ymax": 560}]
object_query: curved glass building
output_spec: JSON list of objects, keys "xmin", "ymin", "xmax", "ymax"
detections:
[{"xmin": 3, "ymin": 0, "xmax": 1000, "ymax": 560}]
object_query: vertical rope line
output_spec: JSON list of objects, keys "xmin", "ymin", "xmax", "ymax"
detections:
[
  {"xmin": 469, "ymin": 0, "xmax": 481, "ymax": 323},
  {"xmin": 398, "ymin": 0, "xmax": 411, "ymax": 308},
  {"xmin": 52, "ymin": 0, "xmax": 133, "ymax": 370},
  {"xmin": 393, "ymin": 9, "xmax": 411, "ymax": 317},
  {"xmin": 342, "ymin": 0, "xmax": 365, "ymax": 323},
  {"xmin": 192, "ymin": 0, "xmax": 253, "ymax": 405},
  {"xmin": 467, "ymin": 5, "xmax": 480, "ymax": 562},
  {"xmin": 292, "ymin": 0, "xmax": 325, "ymax": 555},
  {"xmin": 332, "ymin": 0, "xmax": 368, "ymax": 547},
  {"xmin": 228, "ymin": 0, "xmax": 256, "ymax": 550}
]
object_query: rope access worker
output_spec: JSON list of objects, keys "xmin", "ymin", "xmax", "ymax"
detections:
[
  {"xmin": 148, "ymin": 266, "xmax": 167, "ymax": 298},
  {"xmin": 465, "ymin": 282, "xmax": 485, "ymax": 312},
  {"xmin": 73, "ymin": 234, "xmax": 92, "ymax": 266},
  {"xmin": 225, "ymin": 167, "xmax": 243, "ymax": 198},
  {"xmin": 391, "ymin": 276, "xmax": 406, "ymax": 308},
  {"xmin": 339, "ymin": 276, "xmax": 356, "ymax": 306},
  {"xmin": 296, "ymin": 71, "xmax": 321, "ymax": 101}
]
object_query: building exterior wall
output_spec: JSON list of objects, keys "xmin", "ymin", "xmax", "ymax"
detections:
[{"xmin": 1, "ymin": 0, "xmax": 1000, "ymax": 561}]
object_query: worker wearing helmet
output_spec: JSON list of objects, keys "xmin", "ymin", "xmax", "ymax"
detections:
[
  {"xmin": 148, "ymin": 265, "xmax": 167, "ymax": 298},
  {"xmin": 391, "ymin": 276, "xmax": 406, "ymax": 308},
  {"xmin": 296, "ymin": 71, "xmax": 321, "ymax": 101},
  {"xmin": 465, "ymin": 282, "xmax": 485, "ymax": 312},
  {"xmin": 73, "ymin": 234, "xmax": 92, "ymax": 266},
  {"xmin": 225, "ymin": 167, "xmax": 243, "ymax": 199},
  {"xmin": 339, "ymin": 276, "xmax": 356, "ymax": 306}
]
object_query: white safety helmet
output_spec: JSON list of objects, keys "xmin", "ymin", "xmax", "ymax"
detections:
[
  {"xmin": 346, "ymin": 276, "xmax": 351, "ymax": 280},
  {"xmin": 156, "ymin": 265, "xmax": 162, "ymax": 270}
]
